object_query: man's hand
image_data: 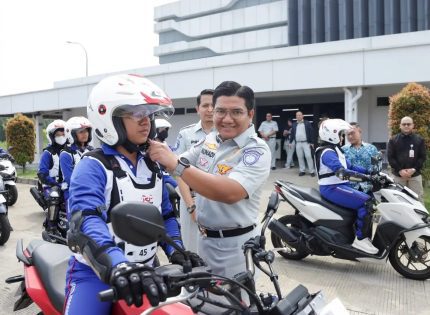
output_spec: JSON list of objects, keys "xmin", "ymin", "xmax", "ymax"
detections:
[
  {"xmin": 407, "ymin": 168, "xmax": 416, "ymax": 176},
  {"xmin": 109, "ymin": 262, "xmax": 168, "ymax": 307},
  {"xmin": 147, "ymin": 140, "xmax": 178, "ymax": 172},
  {"xmin": 399, "ymin": 169, "xmax": 412, "ymax": 178}
]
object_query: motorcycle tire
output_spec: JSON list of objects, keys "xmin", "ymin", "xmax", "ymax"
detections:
[
  {"xmin": 388, "ymin": 235, "xmax": 430, "ymax": 280},
  {"xmin": 0, "ymin": 214, "xmax": 11, "ymax": 245},
  {"xmin": 6, "ymin": 185, "xmax": 18, "ymax": 206},
  {"xmin": 270, "ymin": 215, "xmax": 309, "ymax": 260}
]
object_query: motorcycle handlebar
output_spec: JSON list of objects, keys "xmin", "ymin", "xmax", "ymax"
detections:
[{"xmin": 98, "ymin": 288, "xmax": 116, "ymax": 302}]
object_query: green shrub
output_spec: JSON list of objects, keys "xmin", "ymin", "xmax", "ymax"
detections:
[
  {"xmin": 388, "ymin": 83, "xmax": 430, "ymax": 182},
  {"xmin": 6, "ymin": 114, "xmax": 35, "ymax": 172}
]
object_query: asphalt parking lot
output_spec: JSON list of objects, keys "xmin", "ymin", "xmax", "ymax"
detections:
[{"xmin": 0, "ymin": 168, "xmax": 429, "ymax": 314}]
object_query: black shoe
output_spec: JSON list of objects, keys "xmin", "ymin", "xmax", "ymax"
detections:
[
  {"xmin": 271, "ymin": 167, "xmax": 276, "ymax": 170},
  {"xmin": 310, "ymin": 173, "xmax": 316, "ymax": 177},
  {"xmin": 299, "ymin": 172, "xmax": 306, "ymax": 176}
]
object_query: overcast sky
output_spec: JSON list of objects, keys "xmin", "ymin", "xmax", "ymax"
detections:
[{"xmin": 0, "ymin": 0, "xmax": 175, "ymax": 96}]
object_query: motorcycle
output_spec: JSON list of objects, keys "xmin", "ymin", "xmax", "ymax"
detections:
[
  {"xmin": 29, "ymin": 185, "xmax": 68, "ymax": 245},
  {"xmin": 0, "ymin": 172, "xmax": 12, "ymax": 245},
  {"xmin": 269, "ymin": 155, "xmax": 430, "ymax": 280},
  {"xmin": 6, "ymin": 198, "xmax": 347, "ymax": 314},
  {"xmin": 0, "ymin": 154, "xmax": 18, "ymax": 206}
]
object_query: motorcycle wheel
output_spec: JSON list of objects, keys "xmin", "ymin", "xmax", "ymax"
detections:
[
  {"xmin": 389, "ymin": 235, "xmax": 430, "ymax": 280},
  {"xmin": 0, "ymin": 214, "xmax": 11, "ymax": 245},
  {"xmin": 270, "ymin": 215, "xmax": 309, "ymax": 260},
  {"xmin": 6, "ymin": 185, "xmax": 18, "ymax": 206}
]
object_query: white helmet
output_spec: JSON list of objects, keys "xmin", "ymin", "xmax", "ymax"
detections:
[
  {"xmin": 65, "ymin": 116, "xmax": 92, "ymax": 145},
  {"xmin": 319, "ymin": 119, "xmax": 352, "ymax": 145},
  {"xmin": 87, "ymin": 74, "xmax": 174, "ymax": 146},
  {"xmin": 46, "ymin": 120, "xmax": 66, "ymax": 145},
  {"xmin": 155, "ymin": 118, "xmax": 172, "ymax": 129}
]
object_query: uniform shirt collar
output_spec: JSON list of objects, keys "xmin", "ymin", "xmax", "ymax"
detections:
[
  {"xmin": 194, "ymin": 120, "xmax": 203, "ymax": 132},
  {"xmin": 194, "ymin": 120, "xmax": 214, "ymax": 134}
]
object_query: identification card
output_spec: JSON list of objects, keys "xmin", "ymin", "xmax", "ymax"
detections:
[{"xmin": 409, "ymin": 149, "xmax": 414, "ymax": 158}]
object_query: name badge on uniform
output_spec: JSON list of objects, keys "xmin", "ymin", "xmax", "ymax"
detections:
[
  {"xmin": 409, "ymin": 144, "xmax": 414, "ymax": 158},
  {"xmin": 197, "ymin": 141, "xmax": 217, "ymax": 172}
]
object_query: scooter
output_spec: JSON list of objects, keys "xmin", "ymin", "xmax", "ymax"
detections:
[
  {"xmin": 6, "ymin": 199, "xmax": 347, "ymax": 314},
  {"xmin": 269, "ymin": 155, "xmax": 430, "ymax": 280},
  {"xmin": 0, "ymin": 173, "xmax": 12, "ymax": 245},
  {"xmin": 29, "ymin": 185, "xmax": 68, "ymax": 245},
  {"xmin": 0, "ymin": 155, "xmax": 18, "ymax": 206}
]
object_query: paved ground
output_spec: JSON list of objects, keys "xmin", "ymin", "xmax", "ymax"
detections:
[{"xmin": 1, "ymin": 166, "xmax": 430, "ymax": 314}]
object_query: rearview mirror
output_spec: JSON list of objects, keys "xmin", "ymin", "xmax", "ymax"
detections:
[
  {"xmin": 110, "ymin": 202, "xmax": 166, "ymax": 246},
  {"xmin": 267, "ymin": 191, "xmax": 279, "ymax": 211},
  {"xmin": 371, "ymin": 153, "xmax": 382, "ymax": 165}
]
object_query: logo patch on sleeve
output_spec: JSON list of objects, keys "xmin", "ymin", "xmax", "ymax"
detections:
[{"xmin": 242, "ymin": 149, "xmax": 263, "ymax": 166}]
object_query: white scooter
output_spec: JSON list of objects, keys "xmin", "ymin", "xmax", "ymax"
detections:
[
  {"xmin": 0, "ymin": 174, "xmax": 12, "ymax": 245},
  {"xmin": 0, "ymin": 155, "xmax": 18, "ymax": 206},
  {"xmin": 269, "ymin": 155, "xmax": 430, "ymax": 280}
]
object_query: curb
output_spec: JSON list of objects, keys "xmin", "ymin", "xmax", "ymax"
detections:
[{"xmin": 16, "ymin": 177, "xmax": 38, "ymax": 185}]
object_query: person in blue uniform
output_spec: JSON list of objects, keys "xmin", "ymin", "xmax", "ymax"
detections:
[
  {"xmin": 59, "ymin": 116, "xmax": 94, "ymax": 205},
  {"xmin": 64, "ymin": 74, "xmax": 204, "ymax": 314},
  {"xmin": 315, "ymin": 119, "xmax": 378, "ymax": 254},
  {"xmin": 37, "ymin": 119, "xmax": 67, "ymax": 231}
]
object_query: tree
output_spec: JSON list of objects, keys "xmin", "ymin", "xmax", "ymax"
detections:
[
  {"xmin": 388, "ymin": 82, "xmax": 430, "ymax": 182},
  {"xmin": 5, "ymin": 114, "xmax": 35, "ymax": 173}
]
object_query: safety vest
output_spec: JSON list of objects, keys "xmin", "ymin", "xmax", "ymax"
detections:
[{"xmin": 315, "ymin": 145, "xmax": 348, "ymax": 186}]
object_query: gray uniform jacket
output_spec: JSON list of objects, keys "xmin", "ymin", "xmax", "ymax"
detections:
[{"xmin": 181, "ymin": 124, "xmax": 271, "ymax": 229}]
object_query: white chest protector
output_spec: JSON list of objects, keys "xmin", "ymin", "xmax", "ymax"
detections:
[
  {"xmin": 71, "ymin": 147, "xmax": 93, "ymax": 166},
  {"xmin": 106, "ymin": 157, "xmax": 163, "ymax": 265},
  {"xmin": 48, "ymin": 152, "xmax": 60, "ymax": 180},
  {"xmin": 317, "ymin": 146, "xmax": 349, "ymax": 186}
]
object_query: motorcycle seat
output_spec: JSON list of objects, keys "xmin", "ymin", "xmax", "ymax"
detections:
[
  {"xmin": 287, "ymin": 184, "xmax": 356, "ymax": 220},
  {"xmin": 32, "ymin": 241, "xmax": 71, "ymax": 313}
]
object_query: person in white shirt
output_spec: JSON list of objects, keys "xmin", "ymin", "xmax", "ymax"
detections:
[{"xmin": 258, "ymin": 113, "xmax": 279, "ymax": 170}]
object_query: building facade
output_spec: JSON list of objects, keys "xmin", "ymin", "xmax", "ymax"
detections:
[{"xmin": 1, "ymin": 0, "xmax": 430, "ymax": 160}]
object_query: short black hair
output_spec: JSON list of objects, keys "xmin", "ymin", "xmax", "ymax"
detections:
[
  {"xmin": 213, "ymin": 81, "xmax": 254, "ymax": 111},
  {"xmin": 196, "ymin": 89, "xmax": 214, "ymax": 106},
  {"xmin": 350, "ymin": 122, "xmax": 360, "ymax": 127}
]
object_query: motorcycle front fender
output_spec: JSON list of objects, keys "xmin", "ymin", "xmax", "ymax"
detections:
[{"xmin": 404, "ymin": 226, "xmax": 430, "ymax": 248}]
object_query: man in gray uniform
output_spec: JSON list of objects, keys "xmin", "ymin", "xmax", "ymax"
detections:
[
  {"xmin": 258, "ymin": 113, "xmax": 279, "ymax": 170},
  {"xmin": 174, "ymin": 89, "xmax": 214, "ymax": 253},
  {"xmin": 149, "ymin": 81, "xmax": 271, "ymax": 278}
]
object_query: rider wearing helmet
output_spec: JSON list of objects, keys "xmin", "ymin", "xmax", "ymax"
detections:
[
  {"xmin": 315, "ymin": 119, "xmax": 378, "ymax": 254},
  {"xmin": 37, "ymin": 120, "xmax": 67, "ymax": 230},
  {"xmin": 64, "ymin": 74, "xmax": 204, "ymax": 314},
  {"xmin": 59, "ymin": 116, "xmax": 94, "ymax": 204},
  {"xmin": 154, "ymin": 118, "xmax": 171, "ymax": 143}
]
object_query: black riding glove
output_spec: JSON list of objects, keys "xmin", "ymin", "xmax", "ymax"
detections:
[
  {"xmin": 109, "ymin": 262, "xmax": 168, "ymax": 307},
  {"xmin": 169, "ymin": 250, "xmax": 206, "ymax": 267}
]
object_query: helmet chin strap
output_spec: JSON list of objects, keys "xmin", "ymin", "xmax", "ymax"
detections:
[{"xmin": 122, "ymin": 139, "xmax": 147, "ymax": 153}]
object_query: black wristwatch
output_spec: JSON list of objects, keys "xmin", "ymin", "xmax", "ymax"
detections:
[
  {"xmin": 187, "ymin": 204, "xmax": 196, "ymax": 214},
  {"xmin": 173, "ymin": 157, "xmax": 190, "ymax": 177}
]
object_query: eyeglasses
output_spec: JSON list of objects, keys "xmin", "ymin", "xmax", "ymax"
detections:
[
  {"xmin": 401, "ymin": 123, "xmax": 412, "ymax": 126},
  {"xmin": 214, "ymin": 108, "xmax": 247, "ymax": 119}
]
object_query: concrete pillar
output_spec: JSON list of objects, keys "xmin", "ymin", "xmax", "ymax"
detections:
[
  {"xmin": 344, "ymin": 87, "xmax": 363, "ymax": 123},
  {"xmin": 34, "ymin": 114, "xmax": 44, "ymax": 162}
]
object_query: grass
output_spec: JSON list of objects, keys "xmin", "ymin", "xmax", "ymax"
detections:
[{"xmin": 16, "ymin": 168, "xmax": 38, "ymax": 179}]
